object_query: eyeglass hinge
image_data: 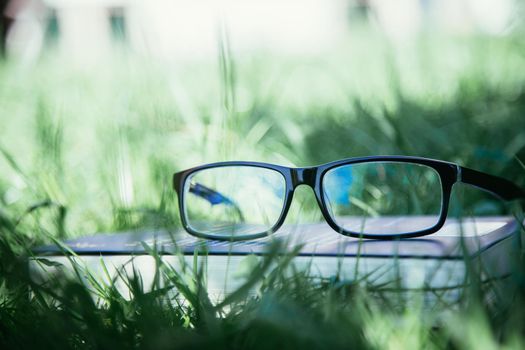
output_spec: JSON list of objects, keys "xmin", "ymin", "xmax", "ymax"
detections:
[{"xmin": 456, "ymin": 165, "xmax": 462, "ymax": 183}]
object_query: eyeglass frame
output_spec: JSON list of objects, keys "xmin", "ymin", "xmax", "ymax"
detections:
[{"xmin": 172, "ymin": 156, "xmax": 525, "ymax": 241}]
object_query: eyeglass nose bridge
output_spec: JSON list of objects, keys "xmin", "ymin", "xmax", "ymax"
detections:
[{"xmin": 291, "ymin": 167, "xmax": 317, "ymax": 189}]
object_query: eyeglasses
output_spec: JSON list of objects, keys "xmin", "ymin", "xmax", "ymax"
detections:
[{"xmin": 172, "ymin": 156, "xmax": 525, "ymax": 241}]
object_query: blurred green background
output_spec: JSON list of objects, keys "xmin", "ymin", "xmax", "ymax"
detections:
[{"xmin": 1, "ymin": 0, "xmax": 524, "ymax": 241}]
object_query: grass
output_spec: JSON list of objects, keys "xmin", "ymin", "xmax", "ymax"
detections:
[{"xmin": 1, "ymin": 27, "xmax": 525, "ymax": 349}]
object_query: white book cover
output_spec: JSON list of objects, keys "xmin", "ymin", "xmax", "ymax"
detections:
[{"xmin": 30, "ymin": 217, "xmax": 521, "ymax": 305}]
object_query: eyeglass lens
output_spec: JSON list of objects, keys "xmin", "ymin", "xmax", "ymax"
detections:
[
  {"xmin": 183, "ymin": 166, "xmax": 287, "ymax": 238},
  {"xmin": 322, "ymin": 162, "xmax": 443, "ymax": 235}
]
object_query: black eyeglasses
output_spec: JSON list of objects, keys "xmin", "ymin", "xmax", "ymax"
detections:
[{"xmin": 172, "ymin": 156, "xmax": 525, "ymax": 241}]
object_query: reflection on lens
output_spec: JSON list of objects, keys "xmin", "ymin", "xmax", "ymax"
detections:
[
  {"xmin": 322, "ymin": 162, "xmax": 442, "ymax": 235},
  {"xmin": 183, "ymin": 166, "xmax": 286, "ymax": 238}
]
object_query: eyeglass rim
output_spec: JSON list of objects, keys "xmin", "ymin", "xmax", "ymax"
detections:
[{"xmin": 173, "ymin": 155, "xmax": 525, "ymax": 241}]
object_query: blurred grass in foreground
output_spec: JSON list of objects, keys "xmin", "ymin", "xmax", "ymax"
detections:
[
  {"xmin": 1, "ymin": 29, "xmax": 525, "ymax": 349},
  {"xmin": 2, "ymin": 212, "xmax": 525, "ymax": 349}
]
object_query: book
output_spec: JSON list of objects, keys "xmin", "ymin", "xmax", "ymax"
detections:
[{"xmin": 30, "ymin": 217, "xmax": 521, "ymax": 306}]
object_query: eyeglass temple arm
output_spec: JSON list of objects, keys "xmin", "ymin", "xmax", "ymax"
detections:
[
  {"xmin": 459, "ymin": 166, "xmax": 525, "ymax": 201},
  {"xmin": 188, "ymin": 182, "xmax": 245, "ymax": 221}
]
